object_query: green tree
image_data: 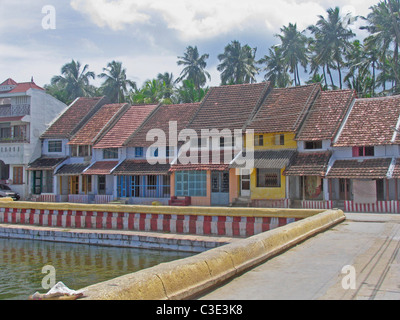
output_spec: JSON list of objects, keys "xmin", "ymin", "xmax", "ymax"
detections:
[
  {"xmin": 174, "ymin": 80, "xmax": 208, "ymax": 103},
  {"xmin": 51, "ymin": 59, "xmax": 95, "ymax": 104},
  {"xmin": 258, "ymin": 46, "xmax": 292, "ymax": 88},
  {"xmin": 217, "ymin": 40, "xmax": 259, "ymax": 85},
  {"xmin": 177, "ymin": 46, "xmax": 211, "ymax": 89},
  {"xmin": 308, "ymin": 7, "xmax": 356, "ymax": 89},
  {"xmin": 98, "ymin": 61, "xmax": 136, "ymax": 103},
  {"xmin": 361, "ymin": 0, "xmax": 400, "ymax": 94},
  {"xmin": 276, "ymin": 23, "xmax": 309, "ymax": 86}
]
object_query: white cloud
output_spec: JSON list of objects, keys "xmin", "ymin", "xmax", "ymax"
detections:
[{"xmin": 69, "ymin": 0, "xmax": 330, "ymax": 40}]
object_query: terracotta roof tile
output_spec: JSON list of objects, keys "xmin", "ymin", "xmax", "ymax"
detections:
[
  {"xmin": 55, "ymin": 163, "xmax": 90, "ymax": 176},
  {"xmin": 94, "ymin": 104, "xmax": 158, "ymax": 149},
  {"xmin": 284, "ymin": 152, "xmax": 331, "ymax": 177},
  {"xmin": 41, "ymin": 97, "xmax": 107, "ymax": 139},
  {"xmin": 297, "ymin": 90, "xmax": 355, "ymax": 141},
  {"xmin": 187, "ymin": 83, "xmax": 270, "ymax": 132},
  {"xmin": 125, "ymin": 103, "xmax": 201, "ymax": 147},
  {"xmin": 334, "ymin": 95, "xmax": 400, "ymax": 147},
  {"xmin": 113, "ymin": 160, "xmax": 170, "ymax": 175},
  {"xmin": 391, "ymin": 159, "xmax": 400, "ymax": 178},
  {"xmin": 68, "ymin": 103, "xmax": 127, "ymax": 146},
  {"xmin": 326, "ymin": 158, "xmax": 391, "ymax": 179},
  {"xmin": 0, "ymin": 78, "xmax": 44, "ymax": 93},
  {"xmin": 83, "ymin": 161, "xmax": 119, "ymax": 175},
  {"xmin": 246, "ymin": 83, "xmax": 321, "ymax": 133}
]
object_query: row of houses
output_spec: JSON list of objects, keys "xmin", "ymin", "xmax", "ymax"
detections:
[{"xmin": 2, "ymin": 78, "xmax": 400, "ymax": 213}]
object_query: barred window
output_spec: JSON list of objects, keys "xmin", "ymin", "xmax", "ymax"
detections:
[{"xmin": 256, "ymin": 169, "xmax": 281, "ymax": 188}]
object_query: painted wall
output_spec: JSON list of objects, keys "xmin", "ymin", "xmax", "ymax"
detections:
[
  {"xmin": 246, "ymin": 132, "xmax": 297, "ymax": 150},
  {"xmin": 250, "ymin": 167, "xmax": 287, "ymax": 200}
]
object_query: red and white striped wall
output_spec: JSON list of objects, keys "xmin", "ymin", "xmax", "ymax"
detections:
[
  {"xmin": 0, "ymin": 207, "xmax": 300, "ymax": 238},
  {"xmin": 302, "ymin": 200, "xmax": 334, "ymax": 210},
  {"xmin": 344, "ymin": 201, "xmax": 400, "ymax": 214}
]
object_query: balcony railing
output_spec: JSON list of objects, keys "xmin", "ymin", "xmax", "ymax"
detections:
[
  {"xmin": 0, "ymin": 137, "xmax": 29, "ymax": 144},
  {"xmin": 0, "ymin": 104, "xmax": 30, "ymax": 117}
]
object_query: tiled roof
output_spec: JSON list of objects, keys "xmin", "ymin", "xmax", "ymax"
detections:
[
  {"xmin": 68, "ymin": 103, "xmax": 127, "ymax": 146},
  {"xmin": 125, "ymin": 103, "xmax": 201, "ymax": 147},
  {"xmin": 230, "ymin": 149, "xmax": 296, "ymax": 169},
  {"xmin": 326, "ymin": 158, "xmax": 392, "ymax": 179},
  {"xmin": 0, "ymin": 78, "xmax": 44, "ymax": 93},
  {"xmin": 390, "ymin": 159, "xmax": 400, "ymax": 178},
  {"xmin": 284, "ymin": 152, "xmax": 331, "ymax": 177},
  {"xmin": 83, "ymin": 161, "xmax": 119, "ymax": 175},
  {"xmin": 41, "ymin": 97, "xmax": 108, "ymax": 139},
  {"xmin": 170, "ymin": 150, "xmax": 239, "ymax": 172},
  {"xmin": 27, "ymin": 157, "xmax": 67, "ymax": 171},
  {"xmin": 113, "ymin": 160, "xmax": 170, "ymax": 175},
  {"xmin": 246, "ymin": 83, "xmax": 321, "ymax": 133},
  {"xmin": 296, "ymin": 89, "xmax": 355, "ymax": 141},
  {"xmin": 334, "ymin": 95, "xmax": 400, "ymax": 147},
  {"xmin": 94, "ymin": 104, "xmax": 158, "ymax": 149},
  {"xmin": 187, "ymin": 82, "xmax": 270, "ymax": 132},
  {"xmin": 55, "ymin": 163, "xmax": 90, "ymax": 176}
]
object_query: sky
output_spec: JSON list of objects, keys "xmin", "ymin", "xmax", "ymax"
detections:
[{"xmin": 0, "ymin": 0, "xmax": 380, "ymax": 89}]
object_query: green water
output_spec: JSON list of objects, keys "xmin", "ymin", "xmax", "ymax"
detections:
[{"xmin": 0, "ymin": 238, "xmax": 194, "ymax": 300}]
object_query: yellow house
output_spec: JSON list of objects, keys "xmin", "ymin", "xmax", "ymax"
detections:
[{"xmin": 232, "ymin": 83, "xmax": 322, "ymax": 207}]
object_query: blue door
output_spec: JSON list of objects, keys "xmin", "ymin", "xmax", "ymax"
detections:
[{"xmin": 211, "ymin": 171, "xmax": 230, "ymax": 206}]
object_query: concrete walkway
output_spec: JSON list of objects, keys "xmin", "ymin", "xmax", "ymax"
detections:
[{"xmin": 199, "ymin": 213, "xmax": 400, "ymax": 300}]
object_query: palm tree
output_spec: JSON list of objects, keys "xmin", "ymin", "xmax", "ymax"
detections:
[
  {"xmin": 157, "ymin": 72, "xmax": 175, "ymax": 101},
  {"xmin": 51, "ymin": 59, "xmax": 95, "ymax": 103},
  {"xmin": 174, "ymin": 80, "xmax": 208, "ymax": 103},
  {"xmin": 308, "ymin": 7, "xmax": 356, "ymax": 89},
  {"xmin": 276, "ymin": 23, "xmax": 309, "ymax": 86},
  {"xmin": 217, "ymin": 40, "xmax": 259, "ymax": 85},
  {"xmin": 258, "ymin": 45, "xmax": 292, "ymax": 88},
  {"xmin": 361, "ymin": 0, "xmax": 400, "ymax": 93},
  {"xmin": 176, "ymin": 46, "xmax": 211, "ymax": 89},
  {"xmin": 98, "ymin": 61, "xmax": 136, "ymax": 103}
]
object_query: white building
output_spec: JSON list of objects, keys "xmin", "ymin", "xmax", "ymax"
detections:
[{"xmin": 0, "ymin": 78, "xmax": 67, "ymax": 199}]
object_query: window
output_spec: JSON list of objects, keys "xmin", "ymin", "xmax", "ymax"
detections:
[
  {"xmin": 135, "ymin": 147, "xmax": 144, "ymax": 158},
  {"xmin": 256, "ymin": 169, "xmax": 281, "ymax": 188},
  {"xmin": 13, "ymin": 167, "xmax": 23, "ymax": 185},
  {"xmin": 305, "ymin": 141, "xmax": 323, "ymax": 150},
  {"xmin": 103, "ymin": 148, "xmax": 118, "ymax": 159},
  {"xmin": 98, "ymin": 175, "xmax": 106, "ymax": 195},
  {"xmin": 254, "ymin": 135, "xmax": 264, "ymax": 147},
  {"xmin": 275, "ymin": 134, "xmax": 285, "ymax": 146},
  {"xmin": 48, "ymin": 140, "xmax": 62, "ymax": 153},
  {"xmin": 352, "ymin": 146, "xmax": 375, "ymax": 157},
  {"xmin": 71, "ymin": 145, "xmax": 91, "ymax": 157},
  {"xmin": 13, "ymin": 125, "xmax": 27, "ymax": 140},
  {"xmin": 175, "ymin": 171, "xmax": 207, "ymax": 197},
  {"xmin": 166, "ymin": 146, "xmax": 173, "ymax": 158}
]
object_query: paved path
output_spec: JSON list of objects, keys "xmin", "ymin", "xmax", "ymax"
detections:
[{"xmin": 199, "ymin": 213, "xmax": 400, "ymax": 300}]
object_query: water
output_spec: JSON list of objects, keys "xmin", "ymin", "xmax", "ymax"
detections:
[{"xmin": 0, "ymin": 238, "xmax": 194, "ymax": 300}]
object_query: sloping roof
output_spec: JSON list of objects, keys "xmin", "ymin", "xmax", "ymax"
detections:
[
  {"xmin": 55, "ymin": 163, "xmax": 90, "ymax": 176},
  {"xmin": 284, "ymin": 152, "xmax": 331, "ymax": 177},
  {"xmin": 334, "ymin": 95, "xmax": 400, "ymax": 147},
  {"xmin": 296, "ymin": 89, "xmax": 355, "ymax": 141},
  {"xmin": 246, "ymin": 83, "xmax": 321, "ymax": 133},
  {"xmin": 41, "ymin": 97, "xmax": 108, "ymax": 140},
  {"xmin": 94, "ymin": 104, "xmax": 158, "ymax": 149},
  {"xmin": 68, "ymin": 103, "xmax": 127, "ymax": 146},
  {"xmin": 230, "ymin": 149, "xmax": 296, "ymax": 169},
  {"xmin": 125, "ymin": 103, "xmax": 201, "ymax": 147},
  {"xmin": 27, "ymin": 157, "xmax": 67, "ymax": 171},
  {"xmin": 390, "ymin": 159, "xmax": 400, "ymax": 178},
  {"xmin": 83, "ymin": 161, "xmax": 119, "ymax": 175},
  {"xmin": 187, "ymin": 82, "xmax": 270, "ymax": 132},
  {"xmin": 0, "ymin": 78, "xmax": 44, "ymax": 93},
  {"xmin": 113, "ymin": 160, "xmax": 170, "ymax": 176},
  {"xmin": 170, "ymin": 150, "xmax": 239, "ymax": 172},
  {"xmin": 326, "ymin": 158, "xmax": 392, "ymax": 179}
]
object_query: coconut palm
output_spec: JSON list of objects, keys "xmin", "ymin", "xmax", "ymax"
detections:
[
  {"xmin": 98, "ymin": 61, "xmax": 136, "ymax": 103},
  {"xmin": 308, "ymin": 7, "xmax": 356, "ymax": 89},
  {"xmin": 258, "ymin": 45, "xmax": 292, "ymax": 88},
  {"xmin": 51, "ymin": 59, "xmax": 95, "ymax": 103},
  {"xmin": 276, "ymin": 23, "xmax": 309, "ymax": 86},
  {"xmin": 176, "ymin": 46, "xmax": 211, "ymax": 89},
  {"xmin": 217, "ymin": 40, "xmax": 259, "ymax": 85},
  {"xmin": 361, "ymin": 0, "xmax": 400, "ymax": 93}
]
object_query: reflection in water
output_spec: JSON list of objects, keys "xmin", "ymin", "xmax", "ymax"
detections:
[{"xmin": 0, "ymin": 238, "xmax": 193, "ymax": 300}]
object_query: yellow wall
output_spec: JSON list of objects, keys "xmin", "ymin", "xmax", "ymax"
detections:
[
  {"xmin": 250, "ymin": 167, "xmax": 287, "ymax": 200},
  {"xmin": 245, "ymin": 132, "xmax": 297, "ymax": 150}
]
